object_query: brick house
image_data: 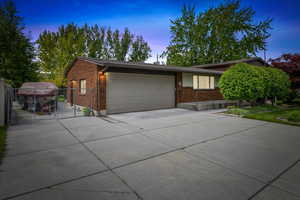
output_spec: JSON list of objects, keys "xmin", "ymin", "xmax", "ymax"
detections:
[{"xmin": 65, "ymin": 57, "xmax": 267, "ymax": 114}]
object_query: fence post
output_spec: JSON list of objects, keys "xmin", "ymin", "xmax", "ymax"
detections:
[{"xmin": 0, "ymin": 79, "xmax": 6, "ymax": 126}]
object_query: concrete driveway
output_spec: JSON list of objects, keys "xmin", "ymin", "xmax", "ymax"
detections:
[{"xmin": 1, "ymin": 108, "xmax": 300, "ymax": 200}]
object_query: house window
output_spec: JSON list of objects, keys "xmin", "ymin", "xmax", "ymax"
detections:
[
  {"xmin": 193, "ymin": 75, "xmax": 215, "ymax": 89},
  {"xmin": 80, "ymin": 79, "xmax": 86, "ymax": 94}
]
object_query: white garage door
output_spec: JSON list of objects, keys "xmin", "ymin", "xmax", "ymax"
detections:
[{"xmin": 106, "ymin": 72, "xmax": 175, "ymax": 114}]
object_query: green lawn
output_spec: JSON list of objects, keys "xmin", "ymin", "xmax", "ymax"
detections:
[
  {"xmin": 226, "ymin": 105, "xmax": 300, "ymax": 126},
  {"xmin": 0, "ymin": 126, "xmax": 6, "ymax": 163}
]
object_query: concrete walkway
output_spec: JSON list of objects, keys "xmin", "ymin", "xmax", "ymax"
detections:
[{"xmin": 1, "ymin": 108, "xmax": 300, "ymax": 199}]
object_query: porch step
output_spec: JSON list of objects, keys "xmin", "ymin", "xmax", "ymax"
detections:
[{"xmin": 177, "ymin": 100, "xmax": 243, "ymax": 111}]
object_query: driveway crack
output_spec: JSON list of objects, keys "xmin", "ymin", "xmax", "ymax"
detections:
[
  {"xmin": 57, "ymin": 119, "xmax": 144, "ymax": 200},
  {"xmin": 247, "ymin": 159, "xmax": 300, "ymax": 200},
  {"xmin": 50, "ymin": 187, "xmax": 133, "ymax": 195}
]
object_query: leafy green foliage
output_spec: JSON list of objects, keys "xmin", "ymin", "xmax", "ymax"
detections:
[
  {"xmin": 219, "ymin": 63, "xmax": 290, "ymax": 102},
  {"xmin": 36, "ymin": 24, "xmax": 151, "ymax": 87},
  {"xmin": 219, "ymin": 63, "xmax": 265, "ymax": 101},
  {"xmin": 264, "ymin": 67, "xmax": 290, "ymax": 100},
  {"xmin": 0, "ymin": 0, "xmax": 39, "ymax": 87},
  {"xmin": 37, "ymin": 24, "xmax": 87, "ymax": 87},
  {"xmin": 254, "ymin": 66, "xmax": 290, "ymax": 102},
  {"xmin": 82, "ymin": 107, "xmax": 91, "ymax": 116},
  {"xmin": 163, "ymin": 1, "xmax": 272, "ymax": 66},
  {"xmin": 129, "ymin": 36, "xmax": 151, "ymax": 62},
  {"xmin": 56, "ymin": 95, "xmax": 65, "ymax": 102},
  {"xmin": 286, "ymin": 111, "xmax": 300, "ymax": 122}
]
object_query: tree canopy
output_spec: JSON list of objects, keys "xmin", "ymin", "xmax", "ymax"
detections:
[
  {"xmin": 36, "ymin": 24, "xmax": 151, "ymax": 87},
  {"xmin": 269, "ymin": 53, "xmax": 300, "ymax": 74},
  {"xmin": 219, "ymin": 63, "xmax": 265, "ymax": 101},
  {"xmin": 269, "ymin": 53, "xmax": 300, "ymax": 89},
  {"xmin": 163, "ymin": 1, "xmax": 272, "ymax": 66},
  {"xmin": 0, "ymin": 0, "xmax": 39, "ymax": 87},
  {"xmin": 219, "ymin": 63, "xmax": 290, "ymax": 103}
]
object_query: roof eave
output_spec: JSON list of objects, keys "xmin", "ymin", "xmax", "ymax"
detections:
[
  {"xmin": 65, "ymin": 57, "xmax": 223, "ymax": 77},
  {"xmin": 101, "ymin": 62, "xmax": 223, "ymax": 75},
  {"xmin": 193, "ymin": 57, "xmax": 269, "ymax": 68}
]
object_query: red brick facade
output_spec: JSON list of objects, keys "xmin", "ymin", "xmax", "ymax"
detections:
[
  {"xmin": 175, "ymin": 72, "xmax": 223, "ymax": 103},
  {"xmin": 66, "ymin": 59, "xmax": 105, "ymax": 111}
]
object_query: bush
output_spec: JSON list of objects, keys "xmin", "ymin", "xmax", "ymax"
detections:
[
  {"xmin": 82, "ymin": 107, "xmax": 91, "ymax": 116},
  {"xmin": 265, "ymin": 67, "xmax": 290, "ymax": 101},
  {"xmin": 285, "ymin": 90, "xmax": 299, "ymax": 103},
  {"xmin": 219, "ymin": 63, "xmax": 265, "ymax": 101},
  {"xmin": 219, "ymin": 63, "xmax": 290, "ymax": 104},
  {"xmin": 286, "ymin": 111, "xmax": 300, "ymax": 122}
]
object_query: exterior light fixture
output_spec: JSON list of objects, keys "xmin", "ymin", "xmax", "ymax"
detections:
[{"xmin": 99, "ymin": 71, "xmax": 105, "ymax": 80}]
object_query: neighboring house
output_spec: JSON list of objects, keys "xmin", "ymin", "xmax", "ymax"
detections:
[{"xmin": 65, "ymin": 57, "xmax": 267, "ymax": 114}]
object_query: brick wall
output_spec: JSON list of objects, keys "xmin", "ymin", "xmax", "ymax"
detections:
[
  {"xmin": 178, "ymin": 88, "xmax": 224, "ymax": 102},
  {"xmin": 176, "ymin": 72, "xmax": 223, "ymax": 103},
  {"xmin": 66, "ymin": 59, "xmax": 101, "ymax": 111}
]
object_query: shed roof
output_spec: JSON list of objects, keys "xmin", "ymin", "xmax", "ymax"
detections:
[{"xmin": 18, "ymin": 82, "xmax": 58, "ymax": 96}]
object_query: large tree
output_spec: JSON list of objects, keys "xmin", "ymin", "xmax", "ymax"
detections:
[
  {"xmin": 37, "ymin": 24, "xmax": 86, "ymax": 86},
  {"xmin": 269, "ymin": 53, "xmax": 300, "ymax": 89},
  {"xmin": 163, "ymin": 1, "xmax": 272, "ymax": 66},
  {"xmin": 129, "ymin": 36, "xmax": 151, "ymax": 62},
  {"xmin": 36, "ymin": 24, "xmax": 151, "ymax": 87},
  {"xmin": 0, "ymin": 0, "xmax": 39, "ymax": 87}
]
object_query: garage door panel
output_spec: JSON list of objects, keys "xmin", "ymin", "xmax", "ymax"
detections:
[
  {"xmin": 107, "ymin": 72, "xmax": 175, "ymax": 114},
  {"xmin": 108, "ymin": 103, "xmax": 173, "ymax": 113},
  {"xmin": 109, "ymin": 90, "xmax": 174, "ymax": 97},
  {"xmin": 109, "ymin": 97, "xmax": 174, "ymax": 107}
]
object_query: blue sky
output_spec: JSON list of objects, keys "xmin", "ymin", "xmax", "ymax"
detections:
[{"xmin": 14, "ymin": 0, "xmax": 300, "ymax": 63}]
